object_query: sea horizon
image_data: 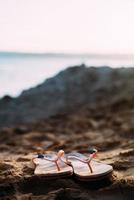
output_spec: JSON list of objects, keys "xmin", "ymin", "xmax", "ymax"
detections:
[
  {"xmin": 0, "ymin": 51, "xmax": 134, "ymax": 98},
  {"xmin": 1, "ymin": 51, "xmax": 134, "ymax": 59}
]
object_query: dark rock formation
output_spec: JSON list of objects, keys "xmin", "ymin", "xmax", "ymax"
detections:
[{"xmin": 0, "ymin": 65, "xmax": 134, "ymax": 128}]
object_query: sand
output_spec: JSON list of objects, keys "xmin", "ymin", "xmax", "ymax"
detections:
[{"xmin": 0, "ymin": 99, "xmax": 133, "ymax": 199}]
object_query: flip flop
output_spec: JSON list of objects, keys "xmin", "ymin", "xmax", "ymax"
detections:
[
  {"xmin": 32, "ymin": 150, "xmax": 73, "ymax": 178},
  {"xmin": 63, "ymin": 149, "xmax": 113, "ymax": 181}
]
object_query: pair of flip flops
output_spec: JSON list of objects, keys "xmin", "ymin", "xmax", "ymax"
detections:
[{"xmin": 32, "ymin": 149, "xmax": 113, "ymax": 181}]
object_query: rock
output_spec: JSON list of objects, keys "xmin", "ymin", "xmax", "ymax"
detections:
[{"xmin": 0, "ymin": 66, "xmax": 134, "ymax": 127}]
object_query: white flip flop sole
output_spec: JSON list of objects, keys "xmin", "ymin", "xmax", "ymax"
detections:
[
  {"xmin": 33, "ymin": 158, "xmax": 73, "ymax": 177},
  {"xmin": 66, "ymin": 153, "xmax": 113, "ymax": 180}
]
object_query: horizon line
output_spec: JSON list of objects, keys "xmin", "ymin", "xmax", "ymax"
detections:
[
  {"xmin": 0, "ymin": 50, "xmax": 134, "ymax": 56},
  {"xmin": 1, "ymin": 51, "xmax": 134, "ymax": 59}
]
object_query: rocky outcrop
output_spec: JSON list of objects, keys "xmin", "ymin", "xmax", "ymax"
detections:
[{"xmin": 0, "ymin": 65, "xmax": 134, "ymax": 128}]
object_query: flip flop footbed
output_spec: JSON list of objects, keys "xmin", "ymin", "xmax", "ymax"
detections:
[
  {"xmin": 33, "ymin": 158, "xmax": 73, "ymax": 176},
  {"xmin": 67, "ymin": 153, "xmax": 113, "ymax": 179}
]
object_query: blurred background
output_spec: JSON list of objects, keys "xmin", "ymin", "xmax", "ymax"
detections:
[
  {"xmin": 0, "ymin": 1, "xmax": 134, "ymax": 199},
  {"xmin": 0, "ymin": 0, "xmax": 134, "ymax": 97}
]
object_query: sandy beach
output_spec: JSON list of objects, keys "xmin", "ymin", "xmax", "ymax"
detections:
[{"xmin": 1, "ymin": 0, "xmax": 134, "ymax": 199}]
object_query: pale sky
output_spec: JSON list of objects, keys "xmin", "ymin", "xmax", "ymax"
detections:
[{"xmin": 0, "ymin": 0, "xmax": 134, "ymax": 54}]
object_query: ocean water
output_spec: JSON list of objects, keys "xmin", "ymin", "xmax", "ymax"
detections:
[{"xmin": 0, "ymin": 53, "xmax": 134, "ymax": 98}]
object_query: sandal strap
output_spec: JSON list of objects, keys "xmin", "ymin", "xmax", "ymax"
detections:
[
  {"xmin": 32, "ymin": 150, "xmax": 65, "ymax": 171},
  {"xmin": 66, "ymin": 155, "xmax": 92, "ymax": 164},
  {"xmin": 64, "ymin": 150, "xmax": 97, "ymax": 173}
]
